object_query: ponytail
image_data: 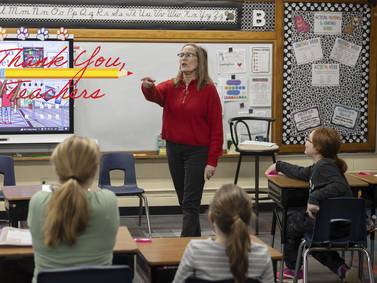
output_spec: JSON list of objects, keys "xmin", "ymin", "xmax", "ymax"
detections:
[
  {"xmin": 43, "ymin": 178, "xmax": 89, "ymax": 246},
  {"xmin": 43, "ymin": 135, "xmax": 99, "ymax": 247},
  {"xmin": 225, "ymin": 217, "xmax": 251, "ymax": 283},
  {"xmin": 210, "ymin": 184, "xmax": 252, "ymax": 283}
]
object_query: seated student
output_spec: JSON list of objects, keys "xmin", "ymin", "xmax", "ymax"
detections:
[
  {"xmin": 173, "ymin": 184, "xmax": 274, "ymax": 283},
  {"xmin": 27, "ymin": 135, "xmax": 119, "ymax": 283},
  {"xmin": 265, "ymin": 127, "xmax": 354, "ymax": 280}
]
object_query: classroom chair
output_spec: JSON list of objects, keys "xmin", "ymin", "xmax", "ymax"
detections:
[
  {"xmin": 98, "ymin": 152, "xmax": 152, "ymax": 237},
  {"xmin": 185, "ymin": 278, "xmax": 260, "ymax": 283},
  {"xmin": 228, "ymin": 116, "xmax": 279, "ymax": 234},
  {"xmin": 293, "ymin": 198, "xmax": 374, "ymax": 283},
  {"xmin": 37, "ymin": 265, "xmax": 132, "ymax": 283},
  {"xmin": 0, "ymin": 155, "xmax": 16, "ymax": 223}
]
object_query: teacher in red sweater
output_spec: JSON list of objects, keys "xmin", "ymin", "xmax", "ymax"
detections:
[{"xmin": 141, "ymin": 43, "xmax": 223, "ymax": 237}]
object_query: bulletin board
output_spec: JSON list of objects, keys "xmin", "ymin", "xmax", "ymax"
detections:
[{"xmin": 279, "ymin": 2, "xmax": 376, "ymax": 152}]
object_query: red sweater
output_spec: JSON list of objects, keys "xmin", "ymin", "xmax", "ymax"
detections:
[{"xmin": 142, "ymin": 79, "xmax": 223, "ymax": 167}]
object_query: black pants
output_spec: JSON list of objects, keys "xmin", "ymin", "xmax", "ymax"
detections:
[
  {"xmin": 284, "ymin": 209, "xmax": 345, "ymax": 273},
  {"xmin": 166, "ymin": 141, "xmax": 208, "ymax": 237}
]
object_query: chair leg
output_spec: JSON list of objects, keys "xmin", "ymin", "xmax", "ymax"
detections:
[
  {"xmin": 234, "ymin": 155, "xmax": 242, "ymax": 184},
  {"xmin": 358, "ymin": 250, "xmax": 363, "ymax": 282},
  {"xmin": 360, "ymin": 248, "xmax": 375, "ymax": 283},
  {"xmin": 138, "ymin": 197, "xmax": 142, "ymax": 226},
  {"xmin": 141, "ymin": 194, "xmax": 152, "ymax": 238},
  {"xmin": 254, "ymin": 155, "xmax": 260, "ymax": 235},
  {"xmin": 293, "ymin": 240, "xmax": 306, "ymax": 283},
  {"xmin": 302, "ymin": 249, "xmax": 310, "ymax": 283}
]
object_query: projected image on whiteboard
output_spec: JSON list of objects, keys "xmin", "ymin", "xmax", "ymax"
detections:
[{"xmin": 0, "ymin": 39, "xmax": 73, "ymax": 135}]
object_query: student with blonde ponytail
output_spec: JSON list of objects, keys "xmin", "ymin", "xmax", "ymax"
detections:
[
  {"xmin": 265, "ymin": 127, "xmax": 353, "ymax": 280},
  {"xmin": 27, "ymin": 136, "xmax": 119, "ymax": 283},
  {"xmin": 173, "ymin": 184, "xmax": 274, "ymax": 283}
]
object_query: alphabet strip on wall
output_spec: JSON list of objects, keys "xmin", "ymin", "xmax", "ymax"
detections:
[{"xmin": 0, "ymin": 1, "xmax": 275, "ymax": 31}]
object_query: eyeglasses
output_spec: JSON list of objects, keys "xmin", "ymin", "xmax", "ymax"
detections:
[
  {"xmin": 177, "ymin": 52, "xmax": 197, "ymax": 58},
  {"xmin": 305, "ymin": 137, "xmax": 313, "ymax": 143}
]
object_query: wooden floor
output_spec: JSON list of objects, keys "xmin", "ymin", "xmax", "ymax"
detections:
[{"xmin": 123, "ymin": 211, "xmax": 377, "ymax": 283}]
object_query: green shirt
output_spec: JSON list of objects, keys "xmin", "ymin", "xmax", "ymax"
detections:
[{"xmin": 27, "ymin": 189, "xmax": 120, "ymax": 283}]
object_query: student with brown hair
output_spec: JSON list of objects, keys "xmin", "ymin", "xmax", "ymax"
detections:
[
  {"xmin": 27, "ymin": 136, "xmax": 119, "ymax": 283},
  {"xmin": 141, "ymin": 43, "xmax": 223, "ymax": 237},
  {"xmin": 173, "ymin": 184, "xmax": 274, "ymax": 283},
  {"xmin": 265, "ymin": 127, "xmax": 353, "ymax": 280}
]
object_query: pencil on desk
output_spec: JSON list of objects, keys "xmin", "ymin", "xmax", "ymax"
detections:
[{"xmin": 0, "ymin": 68, "xmax": 133, "ymax": 79}]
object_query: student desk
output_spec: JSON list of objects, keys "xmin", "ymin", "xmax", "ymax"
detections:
[
  {"xmin": 2, "ymin": 185, "xmax": 43, "ymax": 227},
  {"xmin": 0, "ymin": 226, "xmax": 138, "ymax": 281},
  {"xmin": 0, "ymin": 226, "xmax": 137, "ymax": 257},
  {"xmin": 136, "ymin": 235, "xmax": 282, "ymax": 283},
  {"xmin": 2, "ymin": 185, "xmax": 41, "ymax": 227},
  {"xmin": 348, "ymin": 172, "xmax": 377, "ymax": 265}
]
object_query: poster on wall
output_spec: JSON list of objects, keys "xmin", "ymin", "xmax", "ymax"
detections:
[
  {"xmin": 249, "ymin": 77, "xmax": 271, "ymax": 107},
  {"xmin": 292, "ymin": 38, "xmax": 323, "ymax": 65},
  {"xmin": 217, "ymin": 75, "xmax": 248, "ymax": 102},
  {"xmin": 330, "ymin": 38, "xmax": 361, "ymax": 67},
  {"xmin": 292, "ymin": 106, "xmax": 321, "ymax": 132},
  {"xmin": 331, "ymin": 104, "xmax": 359, "ymax": 129},
  {"xmin": 313, "ymin": 12, "xmax": 342, "ymax": 34},
  {"xmin": 251, "ymin": 46, "xmax": 272, "ymax": 74},
  {"xmin": 311, "ymin": 64, "xmax": 340, "ymax": 86},
  {"xmin": 217, "ymin": 48, "xmax": 246, "ymax": 74}
]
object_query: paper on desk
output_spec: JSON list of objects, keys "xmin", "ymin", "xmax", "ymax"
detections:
[
  {"xmin": 0, "ymin": 227, "xmax": 32, "ymax": 246},
  {"xmin": 42, "ymin": 184, "xmax": 51, "ymax": 192},
  {"xmin": 240, "ymin": 140, "xmax": 276, "ymax": 147}
]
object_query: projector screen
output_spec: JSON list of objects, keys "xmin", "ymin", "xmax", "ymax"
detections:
[{"xmin": 0, "ymin": 38, "xmax": 74, "ymax": 144}]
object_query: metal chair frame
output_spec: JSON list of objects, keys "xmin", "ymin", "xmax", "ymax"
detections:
[
  {"xmin": 293, "ymin": 198, "xmax": 374, "ymax": 283},
  {"xmin": 99, "ymin": 152, "xmax": 151, "ymax": 237}
]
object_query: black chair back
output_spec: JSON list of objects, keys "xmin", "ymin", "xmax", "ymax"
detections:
[
  {"xmin": 185, "ymin": 278, "xmax": 260, "ymax": 283},
  {"xmin": 0, "ymin": 155, "xmax": 16, "ymax": 186},
  {"xmin": 308, "ymin": 197, "xmax": 367, "ymax": 247},
  {"xmin": 99, "ymin": 152, "xmax": 137, "ymax": 187},
  {"xmin": 228, "ymin": 116, "xmax": 275, "ymax": 152},
  {"xmin": 37, "ymin": 265, "xmax": 132, "ymax": 283}
]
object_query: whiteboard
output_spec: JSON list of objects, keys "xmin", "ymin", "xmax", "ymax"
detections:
[{"xmin": 75, "ymin": 42, "xmax": 272, "ymax": 151}]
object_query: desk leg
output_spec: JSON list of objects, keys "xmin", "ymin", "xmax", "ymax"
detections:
[
  {"xmin": 278, "ymin": 206, "xmax": 288, "ymax": 283},
  {"xmin": 370, "ymin": 185, "xmax": 376, "ymax": 266},
  {"xmin": 271, "ymin": 207, "xmax": 277, "ymax": 247}
]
